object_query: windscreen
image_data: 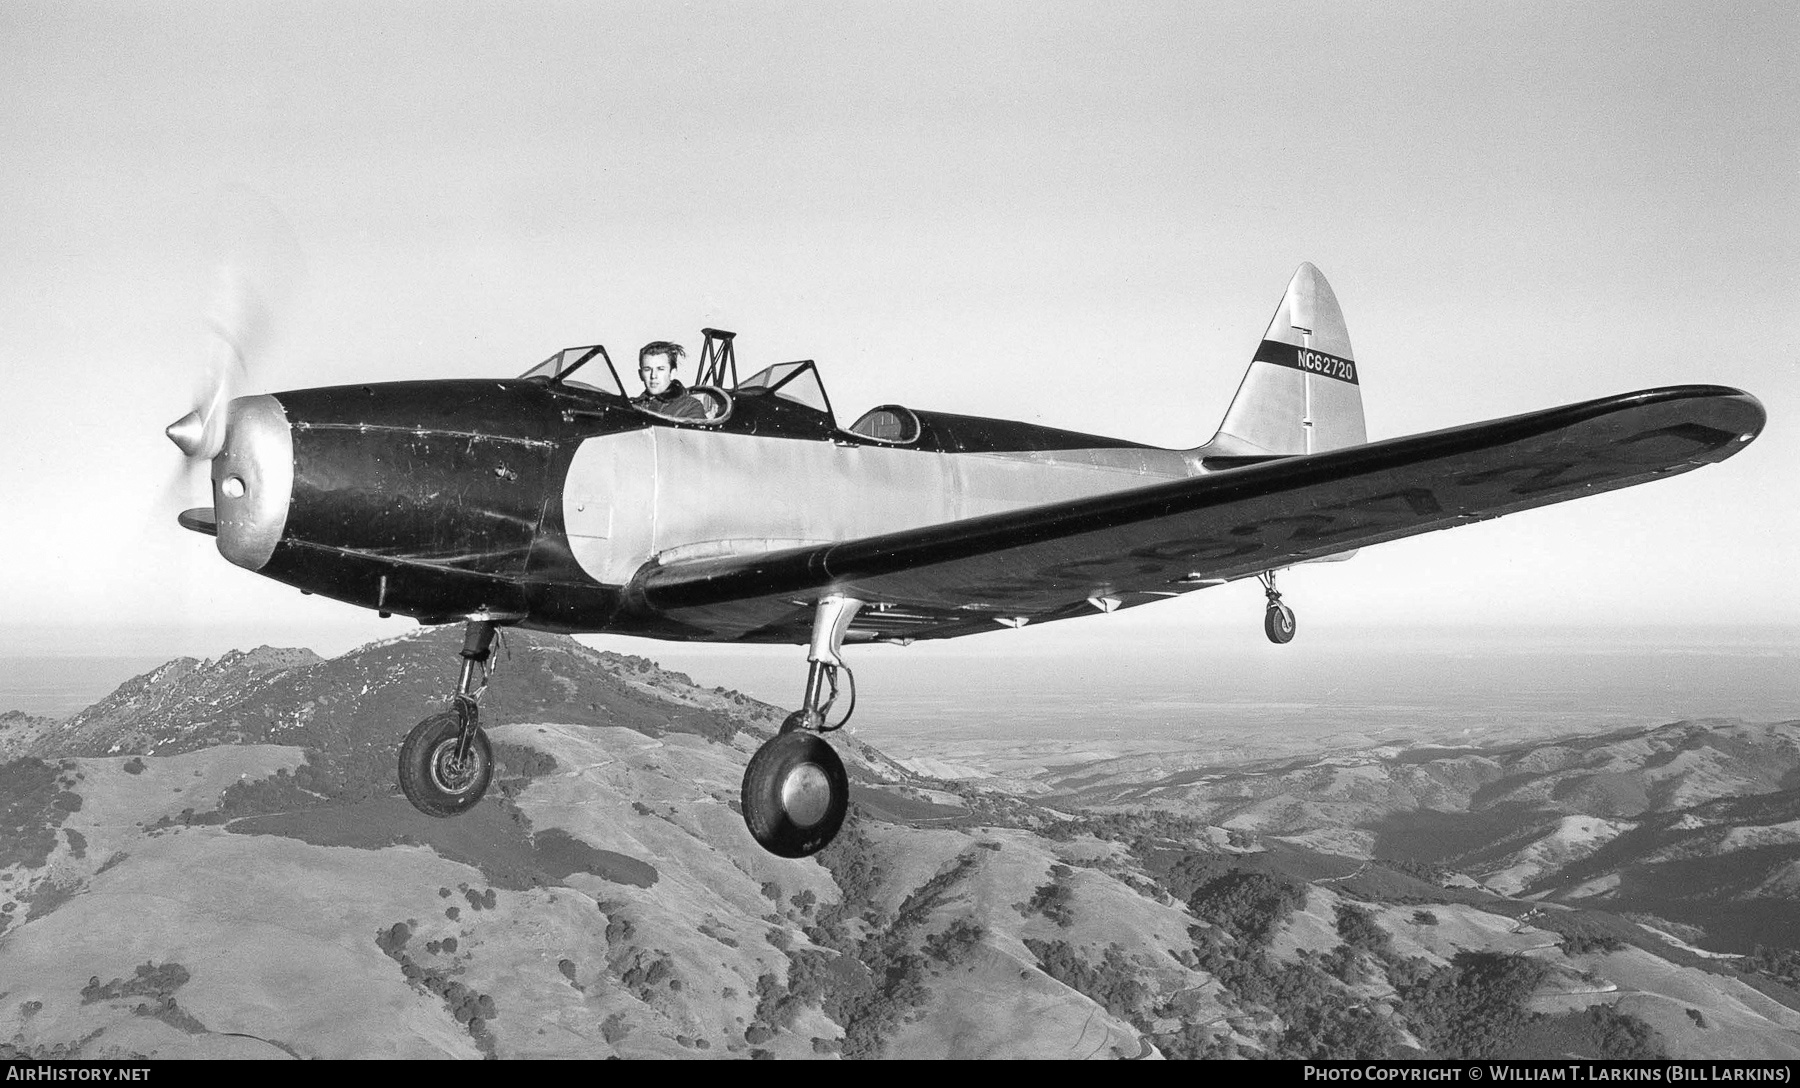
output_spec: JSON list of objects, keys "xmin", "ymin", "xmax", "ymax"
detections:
[
  {"xmin": 736, "ymin": 361, "xmax": 832, "ymax": 417},
  {"xmin": 519, "ymin": 346, "xmax": 624, "ymax": 396}
]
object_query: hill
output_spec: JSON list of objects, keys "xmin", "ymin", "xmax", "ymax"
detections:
[{"xmin": 1, "ymin": 629, "xmax": 1797, "ymax": 1059}]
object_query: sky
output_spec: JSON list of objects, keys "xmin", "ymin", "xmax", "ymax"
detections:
[{"xmin": 1, "ymin": 1, "xmax": 1795, "ymax": 662}]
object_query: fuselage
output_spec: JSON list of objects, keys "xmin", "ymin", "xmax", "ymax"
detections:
[{"xmin": 204, "ymin": 375, "xmax": 1207, "ymax": 641}]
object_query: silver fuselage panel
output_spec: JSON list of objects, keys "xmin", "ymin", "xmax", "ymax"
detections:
[{"xmin": 562, "ymin": 428, "xmax": 1200, "ymax": 586}]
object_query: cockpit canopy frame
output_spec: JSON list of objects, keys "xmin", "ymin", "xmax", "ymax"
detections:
[
  {"xmin": 734, "ymin": 360, "xmax": 834, "ymax": 422},
  {"xmin": 519, "ymin": 344, "xmax": 626, "ymax": 398}
]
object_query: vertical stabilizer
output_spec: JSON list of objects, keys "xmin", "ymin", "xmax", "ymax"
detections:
[{"xmin": 1205, "ymin": 263, "xmax": 1365, "ymax": 456}]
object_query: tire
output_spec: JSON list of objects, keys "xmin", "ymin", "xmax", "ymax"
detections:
[
  {"xmin": 741, "ymin": 731, "xmax": 848, "ymax": 858},
  {"xmin": 1264, "ymin": 601, "xmax": 1297, "ymax": 644},
  {"xmin": 398, "ymin": 711, "xmax": 493, "ymax": 817}
]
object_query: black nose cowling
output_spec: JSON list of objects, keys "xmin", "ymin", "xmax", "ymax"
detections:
[{"xmin": 240, "ymin": 379, "xmax": 577, "ymax": 621}]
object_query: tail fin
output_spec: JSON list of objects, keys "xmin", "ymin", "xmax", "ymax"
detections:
[{"xmin": 1203, "ymin": 263, "xmax": 1365, "ymax": 456}]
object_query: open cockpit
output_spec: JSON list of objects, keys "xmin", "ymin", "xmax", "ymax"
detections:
[
  {"xmin": 517, "ymin": 330, "xmax": 1142, "ymax": 452},
  {"xmin": 518, "ymin": 330, "xmax": 840, "ymax": 435}
]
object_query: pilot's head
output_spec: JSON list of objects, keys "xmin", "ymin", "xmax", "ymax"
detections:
[{"xmin": 638, "ymin": 341, "xmax": 685, "ymax": 396}]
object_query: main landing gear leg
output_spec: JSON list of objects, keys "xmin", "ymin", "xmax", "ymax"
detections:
[
  {"xmin": 1259, "ymin": 571, "xmax": 1296, "ymax": 645},
  {"xmin": 741, "ymin": 595, "xmax": 862, "ymax": 858},
  {"xmin": 398, "ymin": 620, "xmax": 499, "ymax": 817}
]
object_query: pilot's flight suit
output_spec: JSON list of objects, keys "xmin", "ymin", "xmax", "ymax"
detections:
[{"xmin": 632, "ymin": 380, "xmax": 707, "ymax": 420}]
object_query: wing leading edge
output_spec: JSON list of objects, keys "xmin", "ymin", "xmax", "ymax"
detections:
[{"xmin": 629, "ymin": 386, "xmax": 1763, "ymax": 642}]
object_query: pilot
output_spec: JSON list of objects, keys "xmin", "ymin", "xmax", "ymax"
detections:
[{"xmin": 632, "ymin": 341, "xmax": 708, "ymax": 420}]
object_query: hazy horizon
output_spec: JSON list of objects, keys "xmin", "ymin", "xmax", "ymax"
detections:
[{"xmin": 9, "ymin": 623, "xmax": 1794, "ymax": 772}]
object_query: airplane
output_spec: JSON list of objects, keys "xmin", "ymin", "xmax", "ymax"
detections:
[{"xmin": 165, "ymin": 263, "xmax": 1766, "ymax": 858}]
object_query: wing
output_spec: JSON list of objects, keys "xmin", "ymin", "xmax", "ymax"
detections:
[{"xmin": 630, "ymin": 386, "xmax": 1764, "ymax": 642}]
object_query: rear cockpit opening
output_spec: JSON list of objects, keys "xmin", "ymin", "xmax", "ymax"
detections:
[{"xmin": 846, "ymin": 405, "xmax": 922, "ymax": 445}]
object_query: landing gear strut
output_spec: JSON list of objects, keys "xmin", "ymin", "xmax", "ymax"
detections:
[
  {"xmin": 399, "ymin": 620, "xmax": 500, "ymax": 817},
  {"xmin": 1259, "ymin": 571, "xmax": 1296, "ymax": 645},
  {"xmin": 741, "ymin": 596, "xmax": 861, "ymax": 858}
]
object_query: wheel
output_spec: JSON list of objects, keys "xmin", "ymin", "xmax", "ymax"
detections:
[
  {"xmin": 1264, "ymin": 601, "xmax": 1297, "ymax": 645},
  {"xmin": 741, "ymin": 731, "xmax": 849, "ymax": 858},
  {"xmin": 398, "ymin": 711, "xmax": 493, "ymax": 817}
]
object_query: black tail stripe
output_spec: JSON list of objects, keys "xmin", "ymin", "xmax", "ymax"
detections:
[{"xmin": 1252, "ymin": 340, "xmax": 1359, "ymax": 386}]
